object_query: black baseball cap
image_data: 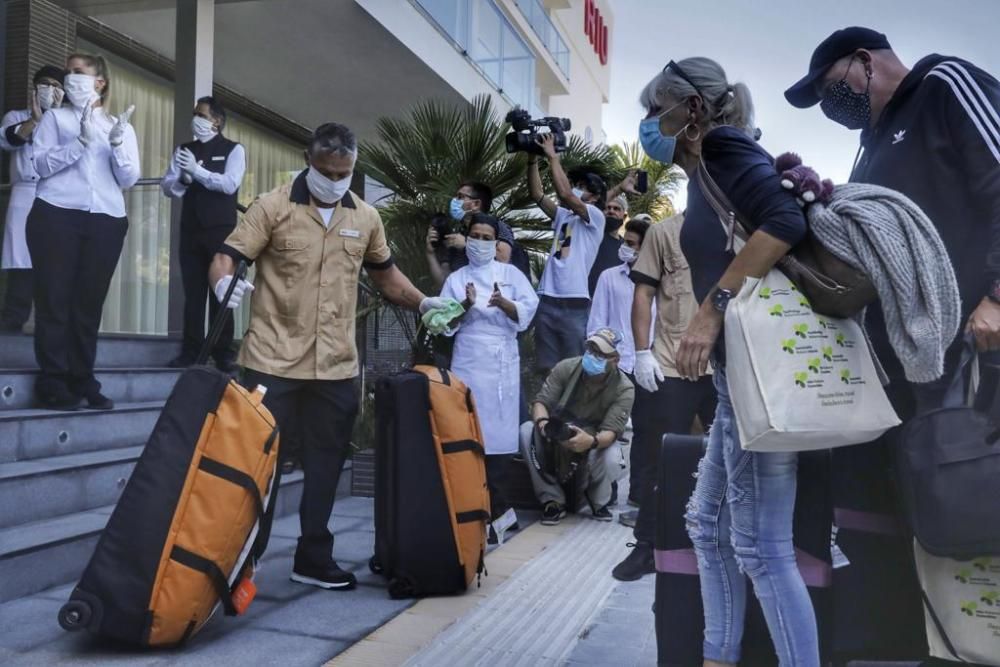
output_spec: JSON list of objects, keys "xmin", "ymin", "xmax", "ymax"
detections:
[{"xmin": 785, "ymin": 27, "xmax": 892, "ymax": 108}]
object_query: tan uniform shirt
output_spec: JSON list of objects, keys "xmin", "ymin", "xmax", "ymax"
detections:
[
  {"xmin": 630, "ymin": 214, "xmax": 708, "ymax": 377},
  {"xmin": 222, "ymin": 172, "xmax": 393, "ymax": 380}
]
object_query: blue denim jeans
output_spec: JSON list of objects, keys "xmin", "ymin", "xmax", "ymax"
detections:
[
  {"xmin": 685, "ymin": 368, "xmax": 819, "ymax": 666},
  {"xmin": 533, "ymin": 296, "xmax": 589, "ymax": 373}
]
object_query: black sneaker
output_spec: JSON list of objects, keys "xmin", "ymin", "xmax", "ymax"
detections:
[
  {"xmin": 37, "ymin": 389, "xmax": 81, "ymax": 411},
  {"xmin": 167, "ymin": 355, "xmax": 196, "ymax": 369},
  {"xmin": 290, "ymin": 561, "xmax": 357, "ymax": 590},
  {"xmin": 81, "ymin": 391, "xmax": 114, "ymax": 410},
  {"xmin": 541, "ymin": 502, "xmax": 566, "ymax": 526},
  {"xmin": 591, "ymin": 504, "xmax": 613, "ymax": 522},
  {"xmin": 612, "ymin": 542, "xmax": 655, "ymax": 581}
]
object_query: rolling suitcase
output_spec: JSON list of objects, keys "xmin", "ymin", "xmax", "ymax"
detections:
[
  {"xmin": 370, "ymin": 366, "xmax": 490, "ymax": 598},
  {"xmin": 58, "ymin": 262, "xmax": 282, "ymax": 647},
  {"xmin": 653, "ymin": 434, "xmax": 833, "ymax": 665}
]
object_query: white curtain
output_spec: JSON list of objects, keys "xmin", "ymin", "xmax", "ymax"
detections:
[{"xmin": 81, "ymin": 43, "xmax": 303, "ymax": 336}]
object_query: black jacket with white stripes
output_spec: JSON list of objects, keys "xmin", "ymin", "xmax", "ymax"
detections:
[{"xmin": 851, "ymin": 54, "xmax": 1000, "ymax": 378}]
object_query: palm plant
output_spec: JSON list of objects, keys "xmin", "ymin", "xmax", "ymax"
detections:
[
  {"xmin": 609, "ymin": 141, "xmax": 685, "ymax": 220},
  {"xmin": 358, "ymin": 94, "xmax": 624, "ymax": 291}
]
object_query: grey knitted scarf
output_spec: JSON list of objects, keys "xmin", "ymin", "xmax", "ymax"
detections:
[{"xmin": 806, "ymin": 183, "xmax": 960, "ymax": 383}]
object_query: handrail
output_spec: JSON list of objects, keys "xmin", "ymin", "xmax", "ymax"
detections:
[{"xmin": 0, "ymin": 177, "xmax": 248, "ymax": 212}]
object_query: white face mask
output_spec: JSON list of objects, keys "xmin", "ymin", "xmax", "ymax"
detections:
[
  {"xmin": 191, "ymin": 116, "xmax": 218, "ymax": 142},
  {"xmin": 64, "ymin": 73, "xmax": 98, "ymax": 109},
  {"xmin": 36, "ymin": 85, "xmax": 58, "ymax": 111},
  {"xmin": 618, "ymin": 244, "xmax": 638, "ymax": 265},
  {"xmin": 466, "ymin": 238, "xmax": 497, "ymax": 266},
  {"xmin": 571, "ymin": 187, "xmax": 586, "ymax": 200},
  {"xmin": 306, "ymin": 166, "xmax": 352, "ymax": 205}
]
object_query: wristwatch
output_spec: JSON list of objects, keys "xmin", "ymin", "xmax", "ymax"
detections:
[
  {"xmin": 590, "ymin": 435, "xmax": 599, "ymax": 451},
  {"xmin": 988, "ymin": 279, "xmax": 1000, "ymax": 305},
  {"xmin": 711, "ymin": 287, "xmax": 735, "ymax": 313}
]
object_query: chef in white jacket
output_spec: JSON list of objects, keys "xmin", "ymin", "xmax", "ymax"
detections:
[
  {"xmin": 0, "ymin": 65, "xmax": 65, "ymax": 331},
  {"xmin": 441, "ymin": 213, "xmax": 538, "ymax": 538}
]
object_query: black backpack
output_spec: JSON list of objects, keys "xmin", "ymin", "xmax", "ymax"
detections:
[{"xmin": 895, "ymin": 340, "xmax": 1000, "ymax": 558}]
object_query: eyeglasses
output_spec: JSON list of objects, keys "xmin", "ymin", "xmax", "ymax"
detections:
[
  {"xmin": 663, "ymin": 60, "xmax": 701, "ymax": 96},
  {"xmin": 455, "ymin": 192, "xmax": 479, "ymax": 201}
]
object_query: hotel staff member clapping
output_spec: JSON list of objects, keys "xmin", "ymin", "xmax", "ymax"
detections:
[{"xmin": 27, "ymin": 52, "xmax": 139, "ymax": 411}]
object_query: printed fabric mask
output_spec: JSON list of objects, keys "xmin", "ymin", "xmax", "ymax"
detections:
[
  {"xmin": 466, "ymin": 238, "xmax": 497, "ymax": 266},
  {"xmin": 449, "ymin": 197, "xmax": 467, "ymax": 221},
  {"xmin": 64, "ymin": 73, "xmax": 98, "ymax": 109},
  {"xmin": 191, "ymin": 116, "xmax": 218, "ymax": 142},
  {"xmin": 820, "ymin": 59, "xmax": 872, "ymax": 130},
  {"xmin": 306, "ymin": 167, "xmax": 352, "ymax": 204},
  {"xmin": 581, "ymin": 352, "xmax": 607, "ymax": 376}
]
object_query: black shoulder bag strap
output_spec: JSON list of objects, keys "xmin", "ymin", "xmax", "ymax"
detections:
[{"xmin": 696, "ymin": 160, "xmax": 749, "ymax": 252}]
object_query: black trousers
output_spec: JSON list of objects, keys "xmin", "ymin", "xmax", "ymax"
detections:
[
  {"xmin": 26, "ymin": 200, "xmax": 127, "ymax": 398},
  {"xmin": 632, "ymin": 375, "xmax": 717, "ymax": 545},
  {"xmin": 1, "ymin": 268, "xmax": 33, "ymax": 329},
  {"xmin": 243, "ymin": 368, "xmax": 359, "ymax": 568},
  {"xmin": 180, "ymin": 225, "xmax": 235, "ymax": 362},
  {"xmin": 485, "ymin": 454, "xmax": 513, "ymax": 520}
]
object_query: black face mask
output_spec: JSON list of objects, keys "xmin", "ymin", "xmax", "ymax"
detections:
[{"xmin": 820, "ymin": 59, "xmax": 872, "ymax": 130}]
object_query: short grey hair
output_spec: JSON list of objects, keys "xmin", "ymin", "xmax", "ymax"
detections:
[
  {"xmin": 639, "ymin": 57, "xmax": 756, "ymax": 137},
  {"xmin": 612, "ymin": 194, "xmax": 628, "ymax": 212}
]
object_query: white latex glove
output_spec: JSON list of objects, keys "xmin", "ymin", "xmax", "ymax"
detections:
[
  {"xmin": 419, "ymin": 296, "xmax": 449, "ymax": 315},
  {"xmin": 108, "ymin": 104, "xmax": 135, "ymax": 147},
  {"xmin": 78, "ymin": 102, "xmax": 97, "ymax": 145},
  {"xmin": 634, "ymin": 349, "xmax": 664, "ymax": 393},
  {"xmin": 214, "ymin": 275, "xmax": 254, "ymax": 310},
  {"xmin": 176, "ymin": 147, "xmax": 197, "ymax": 175}
]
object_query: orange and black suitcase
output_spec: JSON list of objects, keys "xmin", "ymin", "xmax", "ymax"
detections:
[
  {"xmin": 58, "ymin": 263, "xmax": 281, "ymax": 646},
  {"xmin": 370, "ymin": 366, "xmax": 490, "ymax": 598}
]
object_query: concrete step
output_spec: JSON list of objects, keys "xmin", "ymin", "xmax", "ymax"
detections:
[
  {"xmin": 0, "ymin": 401, "xmax": 162, "ymax": 464},
  {"xmin": 0, "ymin": 470, "xmax": 307, "ymax": 603},
  {"xmin": 0, "ymin": 368, "xmax": 181, "ymax": 412},
  {"xmin": 0, "ymin": 445, "xmax": 143, "ymax": 529},
  {"xmin": 0, "ymin": 333, "xmax": 182, "ymax": 370}
]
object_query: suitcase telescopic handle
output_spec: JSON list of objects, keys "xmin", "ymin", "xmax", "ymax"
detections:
[{"xmin": 196, "ymin": 260, "xmax": 248, "ymax": 366}]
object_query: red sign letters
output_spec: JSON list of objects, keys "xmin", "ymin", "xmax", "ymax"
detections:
[{"xmin": 584, "ymin": 0, "xmax": 608, "ymax": 65}]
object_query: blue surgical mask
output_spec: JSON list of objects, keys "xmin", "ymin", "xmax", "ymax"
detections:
[
  {"xmin": 449, "ymin": 198, "xmax": 466, "ymax": 221},
  {"xmin": 638, "ymin": 101, "xmax": 686, "ymax": 165},
  {"xmin": 571, "ymin": 187, "xmax": 585, "ymax": 200},
  {"xmin": 581, "ymin": 352, "xmax": 607, "ymax": 376}
]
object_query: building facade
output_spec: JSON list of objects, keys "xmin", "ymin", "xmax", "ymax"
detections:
[{"xmin": 1, "ymin": 0, "xmax": 613, "ymax": 336}]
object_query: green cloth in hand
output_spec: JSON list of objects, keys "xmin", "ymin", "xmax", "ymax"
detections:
[{"xmin": 421, "ymin": 298, "xmax": 465, "ymax": 335}]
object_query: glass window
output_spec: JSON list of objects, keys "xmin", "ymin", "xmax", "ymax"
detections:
[
  {"xmin": 501, "ymin": 25, "xmax": 534, "ymax": 112},
  {"xmin": 469, "ymin": 0, "xmax": 503, "ymax": 87},
  {"xmin": 415, "ymin": 0, "xmax": 468, "ymax": 47}
]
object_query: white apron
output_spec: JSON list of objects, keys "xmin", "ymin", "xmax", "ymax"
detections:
[
  {"xmin": 452, "ymin": 329, "xmax": 521, "ymax": 455},
  {"xmin": 2, "ymin": 182, "xmax": 36, "ymax": 269}
]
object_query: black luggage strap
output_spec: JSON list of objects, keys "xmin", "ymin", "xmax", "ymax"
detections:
[
  {"xmin": 196, "ymin": 260, "xmax": 247, "ymax": 366},
  {"xmin": 441, "ymin": 440, "xmax": 485, "ymax": 456},
  {"xmin": 437, "ymin": 368, "xmax": 451, "ymax": 386},
  {"xmin": 170, "ymin": 546, "xmax": 238, "ymax": 616},
  {"xmin": 198, "ymin": 456, "xmax": 265, "ymax": 524},
  {"xmin": 456, "ymin": 510, "xmax": 491, "ymax": 524}
]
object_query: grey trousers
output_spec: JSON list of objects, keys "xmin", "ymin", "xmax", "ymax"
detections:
[{"xmin": 518, "ymin": 421, "xmax": 614, "ymax": 511}]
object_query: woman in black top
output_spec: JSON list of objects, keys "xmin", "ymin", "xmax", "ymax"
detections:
[{"xmin": 636, "ymin": 58, "xmax": 817, "ymax": 666}]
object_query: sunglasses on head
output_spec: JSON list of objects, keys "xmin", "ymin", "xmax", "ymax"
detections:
[{"xmin": 663, "ymin": 60, "xmax": 701, "ymax": 95}]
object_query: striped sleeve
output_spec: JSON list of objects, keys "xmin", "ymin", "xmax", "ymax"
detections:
[{"xmin": 926, "ymin": 60, "xmax": 1000, "ymax": 284}]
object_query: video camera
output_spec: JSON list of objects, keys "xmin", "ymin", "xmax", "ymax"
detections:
[
  {"xmin": 429, "ymin": 212, "xmax": 464, "ymax": 249},
  {"xmin": 542, "ymin": 416, "xmax": 576, "ymax": 443},
  {"xmin": 504, "ymin": 108, "xmax": 572, "ymax": 157}
]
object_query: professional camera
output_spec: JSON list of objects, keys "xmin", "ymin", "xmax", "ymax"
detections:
[
  {"xmin": 542, "ymin": 416, "xmax": 576, "ymax": 443},
  {"xmin": 504, "ymin": 108, "xmax": 572, "ymax": 156},
  {"xmin": 429, "ymin": 212, "xmax": 463, "ymax": 249}
]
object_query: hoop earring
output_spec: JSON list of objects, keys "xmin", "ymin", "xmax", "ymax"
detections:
[{"xmin": 684, "ymin": 124, "xmax": 702, "ymax": 142}]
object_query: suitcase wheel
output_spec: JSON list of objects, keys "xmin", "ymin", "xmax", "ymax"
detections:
[
  {"xmin": 369, "ymin": 556, "xmax": 383, "ymax": 575},
  {"xmin": 388, "ymin": 577, "xmax": 416, "ymax": 599},
  {"xmin": 58, "ymin": 600, "xmax": 92, "ymax": 632}
]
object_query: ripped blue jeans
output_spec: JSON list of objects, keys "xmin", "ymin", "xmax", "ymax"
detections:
[{"xmin": 685, "ymin": 368, "xmax": 819, "ymax": 666}]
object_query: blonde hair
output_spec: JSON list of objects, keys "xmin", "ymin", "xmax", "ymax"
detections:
[
  {"xmin": 66, "ymin": 52, "xmax": 111, "ymax": 106},
  {"xmin": 640, "ymin": 57, "xmax": 756, "ymax": 137}
]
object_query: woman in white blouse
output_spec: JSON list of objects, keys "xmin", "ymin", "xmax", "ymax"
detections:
[{"xmin": 27, "ymin": 52, "xmax": 139, "ymax": 410}]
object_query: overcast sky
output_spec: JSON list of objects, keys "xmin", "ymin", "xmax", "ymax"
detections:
[{"xmin": 601, "ymin": 0, "xmax": 1000, "ymax": 202}]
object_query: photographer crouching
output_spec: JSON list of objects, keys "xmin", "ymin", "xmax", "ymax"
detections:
[
  {"xmin": 518, "ymin": 329, "xmax": 635, "ymax": 525},
  {"xmin": 425, "ymin": 182, "xmax": 515, "ymax": 288}
]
